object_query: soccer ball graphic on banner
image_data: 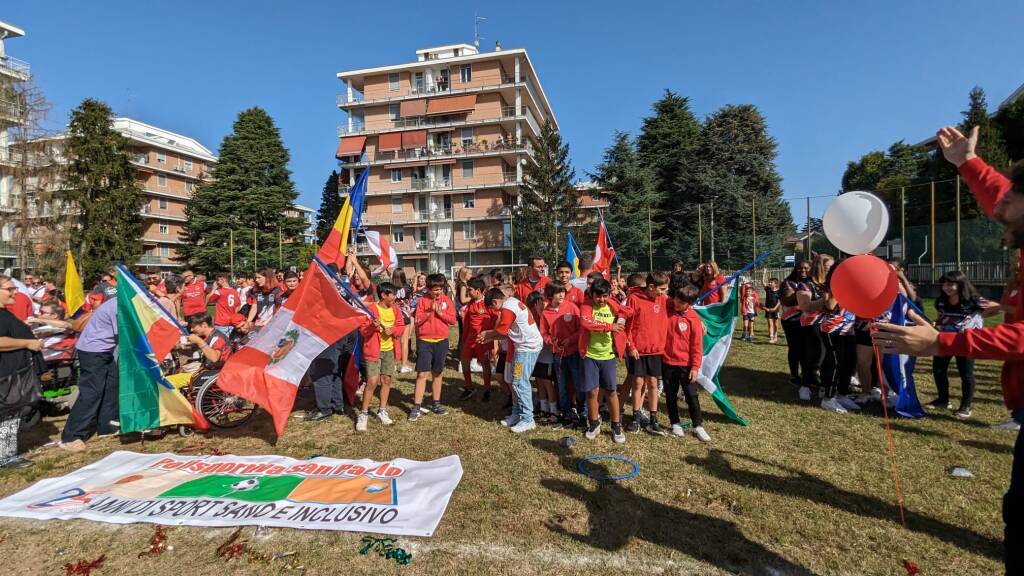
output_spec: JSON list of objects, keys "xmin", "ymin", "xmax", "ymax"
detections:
[{"xmin": 230, "ymin": 478, "xmax": 261, "ymax": 492}]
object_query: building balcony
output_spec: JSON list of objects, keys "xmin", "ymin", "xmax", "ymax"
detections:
[
  {"xmin": 0, "ymin": 98, "xmax": 26, "ymax": 125},
  {"xmin": 338, "ymin": 141, "xmax": 532, "ymax": 168},
  {"xmin": 337, "ymin": 73, "xmax": 529, "ymax": 108},
  {"xmin": 131, "ymin": 158, "xmax": 208, "ymax": 181},
  {"xmin": 337, "ymin": 105, "xmax": 526, "ymax": 137},
  {"xmin": 362, "ymin": 207, "xmax": 511, "ymax": 227},
  {"xmin": 0, "ymin": 55, "xmax": 30, "ymax": 80}
]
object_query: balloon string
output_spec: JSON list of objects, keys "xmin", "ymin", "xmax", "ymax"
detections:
[{"xmin": 873, "ymin": 343, "xmax": 907, "ymax": 528}]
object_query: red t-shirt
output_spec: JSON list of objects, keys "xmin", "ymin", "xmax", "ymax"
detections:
[
  {"xmin": 9, "ymin": 291, "xmax": 33, "ymax": 322},
  {"xmin": 181, "ymin": 280, "xmax": 208, "ymax": 317},
  {"xmin": 461, "ymin": 298, "xmax": 495, "ymax": 343},
  {"xmin": 207, "ymin": 287, "xmax": 240, "ymax": 326},
  {"xmin": 702, "ymin": 274, "xmax": 727, "ymax": 304}
]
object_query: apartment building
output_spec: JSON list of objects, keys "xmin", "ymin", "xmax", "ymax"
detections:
[
  {"xmin": 0, "ymin": 20, "xmax": 29, "ymax": 271},
  {"xmin": 285, "ymin": 204, "xmax": 316, "ymax": 244},
  {"xmin": 335, "ymin": 42, "xmax": 556, "ymax": 274},
  {"xmin": 119, "ymin": 118, "xmax": 216, "ymax": 270}
]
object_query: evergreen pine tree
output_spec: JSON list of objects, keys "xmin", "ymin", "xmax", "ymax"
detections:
[
  {"xmin": 315, "ymin": 170, "xmax": 342, "ymax": 244},
  {"xmin": 512, "ymin": 121, "xmax": 579, "ymax": 266},
  {"xmin": 962, "ymin": 87, "xmax": 1009, "ymax": 170},
  {"xmin": 995, "ymin": 94, "xmax": 1024, "ymax": 162},
  {"xmin": 179, "ymin": 108, "xmax": 306, "ymax": 272},
  {"xmin": 591, "ymin": 131, "xmax": 663, "ymax": 270},
  {"xmin": 63, "ymin": 98, "xmax": 144, "ymax": 281},
  {"xmin": 689, "ymin": 105, "xmax": 793, "ymax": 268}
]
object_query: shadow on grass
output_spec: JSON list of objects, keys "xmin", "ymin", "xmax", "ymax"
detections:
[
  {"xmin": 959, "ymin": 439, "xmax": 1014, "ymax": 455},
  {"xmin": 684, "ymin": 449, "xmax": 1001, "ymax": 561},
  {"xmin": 530, "ymin": 439, "xmax": 815, "ymax": 576}
]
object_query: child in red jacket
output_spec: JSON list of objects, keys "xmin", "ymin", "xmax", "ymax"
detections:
[
  {"xmin": 664, "ymin": 284, "xmax": 709, "ymax": 442},
  {"xmin": 625, "ymin": 271, "xmax": 671, "ymax": 435},
  {"xmin": 411, "ymin": 273, "xmax": 457, "ymax": 421},
  {"xmin": 740, "ymin": 279, "xmax": 761, "ymax": 342},
  {"xmin": 458, "ymin": 277, "xmax": 495, "ymax": 402},
  {"xmin": 356, "ymin": 282, "xmax": 406, "ymax": 431},
  {"xmin": 541, "ymin": 282, "xmax": 581, "ymax": 426}
]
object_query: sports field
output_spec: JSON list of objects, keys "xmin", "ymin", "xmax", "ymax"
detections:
[{"xmin": 0, "ymin": 319, "xmax": 1011, "ymax": 575}]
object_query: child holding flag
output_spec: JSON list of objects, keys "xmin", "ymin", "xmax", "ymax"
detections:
[{"xmin": 356, "ymin": 283, "xmax": 405, "ymax": 431}]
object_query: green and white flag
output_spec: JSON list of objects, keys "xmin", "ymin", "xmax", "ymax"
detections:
[{"xmin": 695, "ymin": 281, "xmax": 748, "ymax": 426}]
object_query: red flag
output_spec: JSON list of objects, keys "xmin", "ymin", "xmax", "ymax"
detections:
[
  {"xmin": 364, "ymin": 230, "xmax": 398, "ymax": 276},
  {"xmin": 217, "ymin": 261, "xmax": 369, "ymax": 434},
  {"xmin": 591, "ymin": 221, "xmax": 616, "ymax": 277}
]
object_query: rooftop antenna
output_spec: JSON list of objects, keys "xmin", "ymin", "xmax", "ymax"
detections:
[{"xmin": 474, "ymin": 14, "xmax": 486, "ymax": 48}]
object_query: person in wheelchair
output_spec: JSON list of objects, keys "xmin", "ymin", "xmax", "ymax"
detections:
[{"xmin": 187, "ymin": 313, "xmax": 231, "ymax": 373}]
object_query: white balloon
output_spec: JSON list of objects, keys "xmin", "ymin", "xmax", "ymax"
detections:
[{"xmin": 822, "ymin": 191, "xmax": 890, "ymax": 255}]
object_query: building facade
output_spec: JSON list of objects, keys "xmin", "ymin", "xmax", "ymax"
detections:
[
  {"xmin": 117, "ymin": 118, "xmax": 216, "ymax": 271},
  {"xmin": 0, "ymin": 20, "xmax": 29, "ymax": 271},
  {"xmin": 335, "ymin": 43, "xmax": 557, "ymax": 275}
]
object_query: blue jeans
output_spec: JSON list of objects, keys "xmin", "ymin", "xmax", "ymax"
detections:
[
  {"xmin": 511, "ymin": 349, "xmax": 540, "ymax": 423},
  {"xmin": 556, "ymin": 352, "xmax": 581, "ymax": 417}
]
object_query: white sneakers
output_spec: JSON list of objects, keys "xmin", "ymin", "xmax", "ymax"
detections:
[
  {"xmin": 820, "ymin": 397, "xmax": 847, "ymax": 413},
  {"xmin": 376, "ymin": 409, "xmax": 393, "ymax": 426},
  {"xmin": 693, "ymin": 426, "xmax": 711, "ymax": 442},
  {"xmin": 993, "ymin": 420, "xmax": 1022, "ymax": 432},
  {"xmin": 500, "ymin": 414, "xmax": 521, "ymax": 428},
  {"xmin": 671, "ymin": 424, "xmax": 686, "ymax": 437},
  {"xmin": 510, "ymin": 420, "xmax": 536, "ymax": 434},
  {"xmin": 400, "ymin": 365, "xmax": 414, "ymax": 374},
  {"xmin": 355, "ymin": 412, "xmax": 368, "ymax": 432},
  {"xmin": 836, "ymin": 395, "xmax": 862, "ymax": 411},
  {"xmin": 798, "ymin": 386, "xmax": 812, "ymax": 401}
]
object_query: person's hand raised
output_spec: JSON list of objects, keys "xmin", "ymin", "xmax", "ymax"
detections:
[{"xmin": 936, "ymin": 125, "xmax": 978, "ymax": 167}]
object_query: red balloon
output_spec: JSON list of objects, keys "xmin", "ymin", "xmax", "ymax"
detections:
[{"xmin": 831, "ymin": 255, "xmax": 899, "ymax": 318}]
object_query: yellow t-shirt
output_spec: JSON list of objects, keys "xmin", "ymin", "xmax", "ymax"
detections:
[
  {"xmin": 586, "ymin": 304, "xmax": 615, "ymax": 361},
  {"xmin": 377, "ymin": 304, "xmax": 396, "ymax": 352}
]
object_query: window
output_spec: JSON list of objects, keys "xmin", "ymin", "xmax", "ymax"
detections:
[
  {"xmin": 462, "ymin": 193, "xmax": 475, "ymax": 209},
  {"xmin": 160, "ymin": 246, "xmax": 170, "ymax": 257},
  {"xmin": 156, "ymin": 151, "xmax": 166, "ymax": 163},
  {"xmin": 158, "ymin": 198, "xmax": 168, "ymax": 210},
  {"xmin": 502, "ymin": 221, "xmax": 511, "ymax": 247},
  {"xmin": 461, "ymin": 160, "xmax": 474, "ymax": 178},
  {"xmin": 392, "ymin": 226, "xmax": 404, "ymax": 244},
  {"xmin": 417, "ymin": 227, "xmax": 427, "ymax": 243},
  {"xmin": 390, "ymin": 169, "xmax": 402, "ymax": 183},
  {"xmin": 462, "ymin": 222, "xmax": 476, "ymax": 239},
  {"xmin": 389, "ymin": 103, "xmax": 400, "ymax": 121},
  {"xmin": 388, "ymin": 72, "xmax": 400, "ymax": 91},
  {"xmin": 461, "ymin": 128, "xmax": 473, "ymax": 147},
  {"xmin": 184, "ymin": 159, "xmax": 193, "ymax": 173},
  {"xmin": 186, "ymin": 181, "xmax": 194, "ymax": 193},
  {"xmin": 157, "ymin": 174, "xmax": 167, "ymax": 187},
  {"xmin": 159, "ymin": 223, "xmax": 169, "ymax": 234},
  {"xmin": 460, "ymin": 64, "xmax": 472, "ymax": 83},
  {"xmin": 391, "ymin": 195, "xmax": 403, "ymax": 213}
]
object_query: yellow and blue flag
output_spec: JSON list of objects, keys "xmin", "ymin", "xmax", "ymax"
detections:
[{"xmin": 565, "ymin": 232, "xmax": 583, "ymax": 279}]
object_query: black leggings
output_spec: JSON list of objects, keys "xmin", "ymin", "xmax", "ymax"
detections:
[
  {"xmin": 820, "ymin": 330, "xmax": 856, "ymax": 399},
  {"xmin": 800, "ymin": 324, "xmax": 824, "ymax": 389},
  {"xmin": 664, "ymin": 364, "xmax": 703, "ymax": 427},
  {"xmin": 932, "ymin": 355, "xmax": 976, "ymax": 410},
  {"xmin": 781, "ymin": 318, "xmax": 802, "ymax": 382}
]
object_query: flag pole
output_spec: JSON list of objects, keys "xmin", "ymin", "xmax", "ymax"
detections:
[
  {"xmin": 115, "ymin": 263, "xmax": 189, "ymax": 335},
  {"xmin": 696, "ymin": 251, "xmax": 771, "ymax": 303}
]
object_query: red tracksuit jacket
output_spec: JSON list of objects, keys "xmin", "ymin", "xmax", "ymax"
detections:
[
  {"xmin": 938, "ymin": 157, "xmax": 1024, "ymax": 409},
  {"xmin": 359, "ymin": 303, "xmax": 406, "ymax": 362},
  {"xmin": 414, "ymin": 293, "xmax": 457, "ymax": 340},
  {"xmin": 664, "ymin": 306, "xmax": 704, "ymax": 369},
  {"xmin": 541, "ymin": 300, "xmax": 581, "ymax": 356},
  {"xmin": 625, "ymin": 291, "xmax": 669, "ymax": 355}
]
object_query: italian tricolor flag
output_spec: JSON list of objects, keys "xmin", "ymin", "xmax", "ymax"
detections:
[
  {"xmin": 695, "ymin": 281, "xmax": 748, "ymax": 426},
  {"xmin": 117, "ymin": 265, "xmax": 206, "ymax": 433}
]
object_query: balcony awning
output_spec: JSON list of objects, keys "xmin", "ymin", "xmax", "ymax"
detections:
[
  {"xmin": 335, "ymin": 136, "xmax": 367, "ymax": 158},
  {"xmin": 401, "ymin": 130, "xmax": 427, "ymax": 149},
  {"xmin": 425, "ymin": 95, "xmax": 477, "ymax": 116},
  {"xmin": 389, "ymin": 161, "xmax": 429, "ymax": 169},
  {"xmin": 399, "ymin": 98, "xmax": 427, "ymax": 117},
  {"xmin": 378, "ymin": 132, "xmax": 402, "ymax": 151},
  {"xmin": 429, "ymin": 158, "xmax": 458, "ymax": 165}
]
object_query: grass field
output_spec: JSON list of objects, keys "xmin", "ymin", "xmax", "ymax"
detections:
[{"xmin": 0, "ymin": 316, "xmax": 1013, "ymax": 576}]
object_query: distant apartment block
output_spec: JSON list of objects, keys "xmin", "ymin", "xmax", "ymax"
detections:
[
  {"xmin": 0, "ymin": 19, "xmax": 29, "ymax": 270},
  {"xmin": 335, "ymin": 42, "xmax": 557, "ymax": 274}
]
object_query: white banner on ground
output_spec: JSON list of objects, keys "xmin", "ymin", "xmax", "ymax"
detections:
[{"xmin": 0, "ymin": 451, "xmax": 463, "ymax": 537}]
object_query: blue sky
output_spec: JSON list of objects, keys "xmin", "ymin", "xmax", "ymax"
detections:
[{"xmin": 5, "ymin": 1, "xmax": 1022, "ymax": 224}]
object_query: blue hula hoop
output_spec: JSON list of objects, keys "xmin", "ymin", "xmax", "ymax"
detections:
[{"xmin": 577, "ymin": 455, "xmax": 640, "ymax": 481}]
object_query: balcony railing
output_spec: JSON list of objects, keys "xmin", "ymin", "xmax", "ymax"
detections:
[
  {"xmin": 336, "ymin": 74, "xmax": 529, "ymax": 106},
  {"xmin": 343, "ymin": 142, "xmax": 530, "ymax": 165},
  {"xmin": 337, "ymin": 107, "xmax": 526, "ymax": 136},
  {"xmin": 0, "ymin": 98, "xmax": 25, "ymax": 120},
  {"xmin": 0, "ymin": 55, "xmax": 30, "ymax": 78}
]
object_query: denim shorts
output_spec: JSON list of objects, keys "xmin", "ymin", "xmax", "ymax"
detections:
[
  {"xmin": 581, "ymin": 357, "xmax": 618, "ymax": 393},
  {"xmin": 416, "ymin": 339, "xmax": 448, "ymax": 374}
]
